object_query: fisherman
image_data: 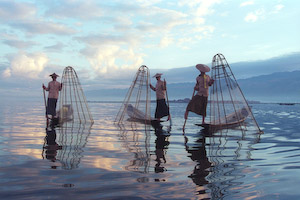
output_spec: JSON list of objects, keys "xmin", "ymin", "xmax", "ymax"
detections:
[
  {"xmin": 43, "ymin": 73, "xmax": 62, "ymax": 120},
  {"xmin": 184, "ymin": 64, "xmax": 214, "ymax": 124},
  {"xmin": 150, "ymin": 73, "xmax": 170, "ymax": 122}
]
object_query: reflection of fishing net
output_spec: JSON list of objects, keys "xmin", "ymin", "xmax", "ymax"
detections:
[
  {"xmin": 56, "ymin": 123, "xmax": 92, "ymax": 170},
  {"xmin": 58, "ymin": 66, "xmax": 93, "ymax": 124},
  {"xmin": 206, "ymin": 128, "xmax": 260, "ymax": 199},
  {"xmin": 118, "ymin": 124, "xmax": 151, "ymax": 173},
  {"xmin": 209, "ymin": 54, "xmax": 262, "ymax": 133},
  {"xmin": 115, "ymin": 65, "xmax": 151, "ymax": 124}
]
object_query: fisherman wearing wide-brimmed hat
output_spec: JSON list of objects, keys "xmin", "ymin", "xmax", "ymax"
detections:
[
  {"xmin": 150, "ymin": 73, "xmax": 170, "ymax": 121},
  {"xmin": 184, "ymin": 64, "xmax": 214, "ymax": 124},
  {"xmin": 43, "ymin": 73, "xmax": 62, "ymax": 119}
]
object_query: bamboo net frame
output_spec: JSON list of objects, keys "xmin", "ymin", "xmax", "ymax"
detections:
[
  {"xmin": 209, "ymin": 54, "xmax": 262, "ymax": 133},
  {"xmin": 115, "ymin": 65, "xmax": 151, "ymax": 124},
  {"xmin": 58, "ymin": 66, "xmax": 93, "ymax": 124}
]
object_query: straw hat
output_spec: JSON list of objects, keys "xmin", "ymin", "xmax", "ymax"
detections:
[
  {"xmin": 49, "ymin": 73, "xmax": 59, "ymax": 77},
  {"xmin": 153, "ymin": 73, "xmax": 163, "ymax": 78},
  {"xmin": 196, "ymin": 64, "xmax": 210, "ymax": 72}
]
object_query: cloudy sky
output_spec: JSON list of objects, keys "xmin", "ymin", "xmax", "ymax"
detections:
[{"xmin": 0, "ymin": 0, "xmax": 299, "ymax": 94}]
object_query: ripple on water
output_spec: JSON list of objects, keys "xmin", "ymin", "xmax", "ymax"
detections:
[{"xmin": 1, "ymin": 102, "xmax": 300, "ymax": 199}]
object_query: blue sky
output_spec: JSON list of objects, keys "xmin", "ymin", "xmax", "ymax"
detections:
[{"xmin": 0, "ymin": 0, "xmax": 299, "ymax": 93}]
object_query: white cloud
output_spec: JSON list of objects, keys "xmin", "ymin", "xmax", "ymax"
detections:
[
  {"xmin": 177, "ymin": 0, "xmax": 219, "ymax": 41},
  {"xmin": 244, "ymin": 4, "xmax": 283, "ymax": 23},
  {"xmin": 272, "ymin": 4, "xmax": 284, "ymax": 13},
  {"xmin": 193, "ymin": 25, "xmax": 215, "ymax": 36},
  {"xmin": 135, "ymin": 7, "xmax": 187, "ymax": 33},
  {"xmin": 179, "ymin": 0, "xmax": 221, "ymax": 17},
  {"xmin": 245, "ymin": 12, "xmax": 258, "ymax": 22},
  {"xmin": 81, "ymin": 45, "xmax": 144, "ymax": 79},
  {"xmin": 245, "ymin": 8, "xmax": 265, "ymax": 22},
  {"xmin": 2, "ymin": 68, "xmax": 11, "ymax": 78},
  {"xmin": 159, "ymin": 35, "xmax": 174, "ymax": 48},
  {"xmin": 3, "ymin": 52, "xmax": 48, "ymax": 79},
  {"xmin": 240, "ymin": 1, "xmax": 254, "ymax": 7}
]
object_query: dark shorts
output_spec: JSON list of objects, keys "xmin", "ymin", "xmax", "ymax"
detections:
[
  {"xmin": 186, "ymin": 95, "xmax": 208, "ymax": 117},
  {"xmin": 155, "ymin": 99, "xmax": 169, "ymax": 119},
  {"xmin": 46, "ymin": 98, "xmax": 58, "ymax": 116}
]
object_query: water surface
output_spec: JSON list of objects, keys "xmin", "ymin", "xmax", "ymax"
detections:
[{"xmin": 0, "ymin": 100, "xmax": 300, "ymax": 199}]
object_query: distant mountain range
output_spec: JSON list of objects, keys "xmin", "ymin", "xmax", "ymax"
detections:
[
  {"xmin": 85, "ymin": 70, "xmax": 300, "ymax": 103},
  {"xmin": 85, "ymin": 52, "xmax": 300, "ymax": 103},
  {"xmin": 150, "ymin": 52, "xmax": 300, "ymax": 82}
]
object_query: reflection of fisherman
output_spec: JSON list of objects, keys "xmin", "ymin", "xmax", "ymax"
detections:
[
  {"xmin": 154, "ymin": 127, "xmax": 170, "ymax": 173},
  {"xmin": 150, "ymin": 73, "xmax": 170, "ymax": 121},
  {"xmin": 185, "ymin": 64, "xmax": 214, "ymax": 124},
  {"xmin": 184, "ymin": 130, "xmax": 211, "ymax": 187},
  {"xmin": 44, "ymin": 128, "xmax": 62, "ymax": 169},
  {"xmin": 42, "ymin": 73, "xmax": 62, "ymax": 120}
]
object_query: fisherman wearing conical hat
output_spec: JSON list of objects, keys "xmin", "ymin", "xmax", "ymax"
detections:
[
  {"xmin": 184, "ymin": 64, "xmax": 214, "ymax": 124},
  {"xmin": 150, "ymin": 73, "xmax": 170, "ymax": 121},
  {"xmin": 42, "ymin": 73, "xmax": 62, "ymax": 119}
]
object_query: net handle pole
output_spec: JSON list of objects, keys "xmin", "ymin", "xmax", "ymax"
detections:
[
  {"xmin": 183, "ymin": 86, "xmax": 196, "ymax": 132},
  {"xmin": 42, "ymin": 84, "xmax": 49, "ymax": 127},
  {"xmin": 164, "ymin": 79, "xmax": 172, "ymax": 126}
]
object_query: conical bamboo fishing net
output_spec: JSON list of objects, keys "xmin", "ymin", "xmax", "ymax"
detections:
[
  {"xmin": 115, "ymin": 65, "xmax": 151, "ymax": 124},
  {"xmin": 58, "ymin": 66, "xmax": 93, "ymax": 124},
  {"xmin": 209, "ymin": 54, "xmax": 262, "ymax": 133}
]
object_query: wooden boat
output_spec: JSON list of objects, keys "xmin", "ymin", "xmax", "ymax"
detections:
[
  {"xmin": 126, "ymin": 104, "xmax": 161, "ymax": 125},
  {"xmin": 196, "ymin": 107, "xmax": 249, "ymax": 130}
]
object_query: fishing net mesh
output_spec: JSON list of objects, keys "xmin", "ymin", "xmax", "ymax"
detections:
[
  {"xmin": 58, "ymin": 66, "xmax": 93, "ymax": 124},
  {"xmin": 209, "ymin": 54, "xmax": 262, "ymax": 133},
  {"xmin": 115, "ymin": 65, "xmax": 151, "ymax": 124}
]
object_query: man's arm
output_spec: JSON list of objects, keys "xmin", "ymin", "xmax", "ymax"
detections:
[
  {"xmin": 43, "ymin": 83, "xmax": 50, "ymax": 91},
  {"xmin": 150, "ymin": 84, "xmax": 156, "ymax": 91}
]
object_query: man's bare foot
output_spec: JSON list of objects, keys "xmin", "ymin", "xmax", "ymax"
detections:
[{"xmin": 167, "ymin": 115, "xmax": 171, "ymax": 121}]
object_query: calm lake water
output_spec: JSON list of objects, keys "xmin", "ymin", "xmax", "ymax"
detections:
[{"xmin": 0, "ymin": 100, "xmax": 300, "ymax": 200}]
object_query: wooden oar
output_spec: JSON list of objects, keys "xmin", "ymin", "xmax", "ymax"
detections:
[
  {"xmin": 164, "ymin": 79, "xmax": 172, "ymax": 126},
  {"xmin": 182, "ymin": 86, "xmax": 196, "ymax": 132},
  {"xmin": 42, "ymin": 84, "xmax": 49, "ymax": 126}
]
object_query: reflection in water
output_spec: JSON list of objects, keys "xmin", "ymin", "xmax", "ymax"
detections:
[
  {"xmin": 43, "ymin": 128, "xmax": 62, "ymax": 169},
  {"xmin": 207, "ymin": 129, "xmax": 260, "ymax": 199},
  {"xmin": 118, "ymin": 122, "xmax": 151, "ymax": 173},
  {"xmin": 153, "ymin": 126, "xmax": 170, "ymax": 174},
  {"xmin": 184, "ymin": 129, "xmax": 211, "ymax": 197},
  {"xmin": 42, "ymin": 122, "xmax": 92, "ymax": 170},
  {"xmin": 184, "ymin": 127, "xmax": 261, "ymax": 199},
  {"xmin": 117, "ymin": 121, "xmax": 171, "ymax": 176}
]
